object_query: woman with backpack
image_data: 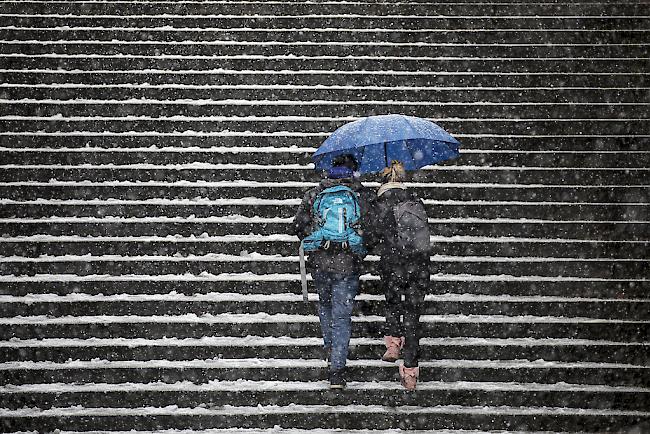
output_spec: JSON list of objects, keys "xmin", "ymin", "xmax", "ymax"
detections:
[{"xmin": 369, "ymin": 160, "xmax": 431, "ymax": 391}]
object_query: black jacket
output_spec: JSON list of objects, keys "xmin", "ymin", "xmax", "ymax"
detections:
[
  {"xmin": 292, "ymin": 177, "xmax": 373, "ymax": 275},
  {"xmin": 370, "ymin": 184, "xmax": 429, "ymax": 261}
]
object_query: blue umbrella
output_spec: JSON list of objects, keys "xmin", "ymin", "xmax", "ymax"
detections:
[{"xmin": 313, "ymin": 114, "xmax": 460, "ymax": 174}]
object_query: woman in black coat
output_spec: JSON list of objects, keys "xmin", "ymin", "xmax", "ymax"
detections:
[{"xmin": 370, "ymin": 161, "xmax": 430, "ymax": 390}]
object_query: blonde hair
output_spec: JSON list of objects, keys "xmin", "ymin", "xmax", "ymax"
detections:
[{"xmin": 381, "ymin": 160, "xmax": 406, "ymax": 183}]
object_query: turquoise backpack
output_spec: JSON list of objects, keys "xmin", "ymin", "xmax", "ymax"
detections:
[
  {"xmin": 301, "ymin": 185, "xmax": 367, "ymax": 256},
  {"xmin": 298, "ymin": 185, "xmax": 367, "ymax": 301}
]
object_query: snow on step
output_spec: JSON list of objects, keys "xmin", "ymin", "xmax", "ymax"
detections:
[
  {"xmin": 2, "ymin": 254, "xmax": 644, "ymax": 264},
  {"xmin": 3, "ymin": 114, "xmax": 648, "ymax": 122},
  {"xmin": 6, "ymin": 83, "xmax": 648, "ymax": 91},
  {"xmin": 6, "ymin": 216, "xmax": 648, "ymax": 224},
  {"xmin": 2, "ymin": 358, "xmax": 647, "ymax": 372},
  {"xmin": 0, "ymin": 198, "xmax": 303, "ymax": 205},
  {"xmin": 3, "ymin": 23, "xmax": 648, "ymax": 32},
  {"xmin": 3, "ymin": 131, "xmax": 646, "ymax": 139},
  {"xmin": 2, "ymin": 314, "xmax": 646, "ymax": 326},
  {"xmin": 2, "ymin": 147, "xmax": 649, "ymax": 156},
  {"xmin": 0, "ymin": 162, "xmax": 314, "ymax": 170},
  {"xmin": 5, "ymin": 39, "xmax": 650, "ymax": 48},
  {"xmin": 0, "ymin": 130, "xmax": 335, "ymax": 138},
  {"xmin": 0, "ymin": 234, "xmax": 299, "ymax": 242},
  {"xmin": 1, "ymin": 404, "xmax": 647, "ymax": 418},
  {"xmin": 0, "ymin": 216, "xmax": 294, "ymax": 223},
  {"xmin": 6, "ymin": 164, "xmax": 646, "ymax": 172},
  {"xmin": 3, "ymin": 12, "xmax": 647, "ymax": 18},
  {"xmin": 2, "ymin": 336, "xmax": 645, "ymax": 349},
  {"xmin": 1, "ymin": 292, "xmax": 646, "ymax": 304},
  {"xmin": 4, "ymin": 98, "xmax": 649, "ymax": 106},
  {"xmin": 0, "ymin": 145, "xmax": 317, "ymax": 153},
  {"xmin": 11, "ymin": 39, "xmax": 647, "ymax": 46},
  {"xmin": 1, "ymin": 379, "xmax": 648, "ymax": 394},
  {"xmin": 7, "ymin": 67, "xmax": 644, "ymax": 77},
  {"xmin": 8, "ymin": 53, "xmax": 645, "ymax": 61},
  {"xmin": 0, "ymin": 273, "xmax": 643, "ymax": 284},
  {"xmin": 2, "ymin": 198, "xmax": 647, "ymax": 208},
  {"xmin": 2, "ymin": 180, "xmax": 644, "ymax": 189},
  {"xmin": 2, "ymin": 234, "xmax": 647, "ymax": 246}
]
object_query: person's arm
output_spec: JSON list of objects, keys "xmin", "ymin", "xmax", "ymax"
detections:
[
  {"xmin": 291, "ymin": 188, "xmax": 316, "ymax": 240},
  {"xmin": 375, "ymin": 194, "xmax": 398, "ymax": 247},
  {"xmin": 358, "ymin": 188, "xmax": 380, "ymax": 251}
]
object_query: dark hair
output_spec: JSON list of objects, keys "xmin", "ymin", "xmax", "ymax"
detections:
[{"xmin": 332, "ymin": 154, "xmax": 358, "ymax": 171}]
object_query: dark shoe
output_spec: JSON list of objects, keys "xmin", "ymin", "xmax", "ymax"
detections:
[{"xmin": 329, "ymin": 369, "xmax": 346, "ymax": 389}]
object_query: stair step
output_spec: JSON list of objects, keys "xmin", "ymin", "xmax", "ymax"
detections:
[
  {"xmin": 3, "ymin": 234, "xmax": 645, "ymax": 257},
  {"xmin": 4, "ymin": 56, "xmax": 649, "ymax": 74},
  {"xmin": 5, "ymin": 102, "xmax": 649, "ymax": 120},
  {"xmin": 1, "ymin": 86, "xmax": 648, "ymax": 103},
  {"xmin": 1, "ymin": 196, "xmax": 648, "ymax": 221},
  {"xmin": 1, "ymin": 358, "xmax": 648, "ymax": 387},
  {"xmin": 1, "ymin": 218, "xmax": 647, "ymax": 240},
  {"xmin": 1, "ymin": 292, "xmax": 647, "ymax": 319},
  {"xmin": 1, "ymin": 134, "xmax": 646, "ymax": 152},
  {"xmin": 1, "ymin": 403, "xmax": 647, "ymax": 431},
  {"xmin": 1, "ymin": 205, "xmax": 648, "ymax": 223},
  {"xmin": 4, "ymin": 28, "xmax": 648, "ymax": 45},
  {"xmin": 1, "ymin": 183, "xmax": 646, "ymax": 202},
  {"xmin": 2, "ymin": 378, "xmax": 649, "ymax": 410},
  {"xmin": 2, "ymin": 119, "xmax": 648, "ymax": 137},
  {"xmin": 2, "ymin": 148, "xmax": 649, "ymax": 168},
  {"xmin": 3, "ymin": 70, "xmax": 648, "ymax": 87},
  {"xmin": 2, "ymin": 336, "xmax": 646, "ymax": 364},
  {"xmin": 3, "ymin": 15, "xmax": 649, "ymax": 31},
  {"xmin": 0, "ymin": 275, "xmax": 645, "ymax": 299},
  {"xmin": 0, "ymin": 255, "xmax": 646, "ymax": 278},
  {"xmin": 2, "ymin": 166, "xmax": 647, "ymax": 185},
  {"xmin": 2, "ymin": 314, "xmax": 647, "ymax": 341},
  {"xmin": 3, "ymin": 2, "xmax": 647, "ymax": 16},
  {"xmin": 7, "ymin": 42, "xmax": 650, "ymax": 58}
]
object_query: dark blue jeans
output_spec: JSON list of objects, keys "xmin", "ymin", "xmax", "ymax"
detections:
[{"xmin": 312, "ymin": 271, "xmax": 359, "ymax": 372}]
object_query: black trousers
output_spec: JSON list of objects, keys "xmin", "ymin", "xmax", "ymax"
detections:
[{"xmin": 379, "ymin": 255, "xmax": 429, "ymax": 367}]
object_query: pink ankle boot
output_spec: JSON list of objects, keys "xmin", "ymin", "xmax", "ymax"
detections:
[
  {"xmin": 382, "ymin": 336, "xmax": 404, "ymax": 362},
  {"xmin": 399, "ymin": 364, "xmax": 419, "ymax": 391}
]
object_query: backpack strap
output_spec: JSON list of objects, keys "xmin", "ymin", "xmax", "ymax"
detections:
[{"xmin": 299, "ymin": 241, "xmax": 308, "ymax": 302}]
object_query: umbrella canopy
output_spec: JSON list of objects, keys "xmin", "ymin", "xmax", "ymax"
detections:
[{"xmin": 313, "ymin": 114, "xmax": 460, "ymax": 174}]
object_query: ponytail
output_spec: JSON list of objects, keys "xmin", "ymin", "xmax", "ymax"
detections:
[{"xmin": 381, "ymin": 160, "xmax": 406, "ymax": 183}]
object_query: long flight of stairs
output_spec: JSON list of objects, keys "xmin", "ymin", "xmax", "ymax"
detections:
[{"xmin": 0, "ymin": 0, "xmax": 648, "ymax": 432}]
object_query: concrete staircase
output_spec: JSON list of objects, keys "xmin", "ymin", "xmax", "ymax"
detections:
[{"xmin": 0, "ymin": 0, "xmax": 648, "ymax": 432}]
